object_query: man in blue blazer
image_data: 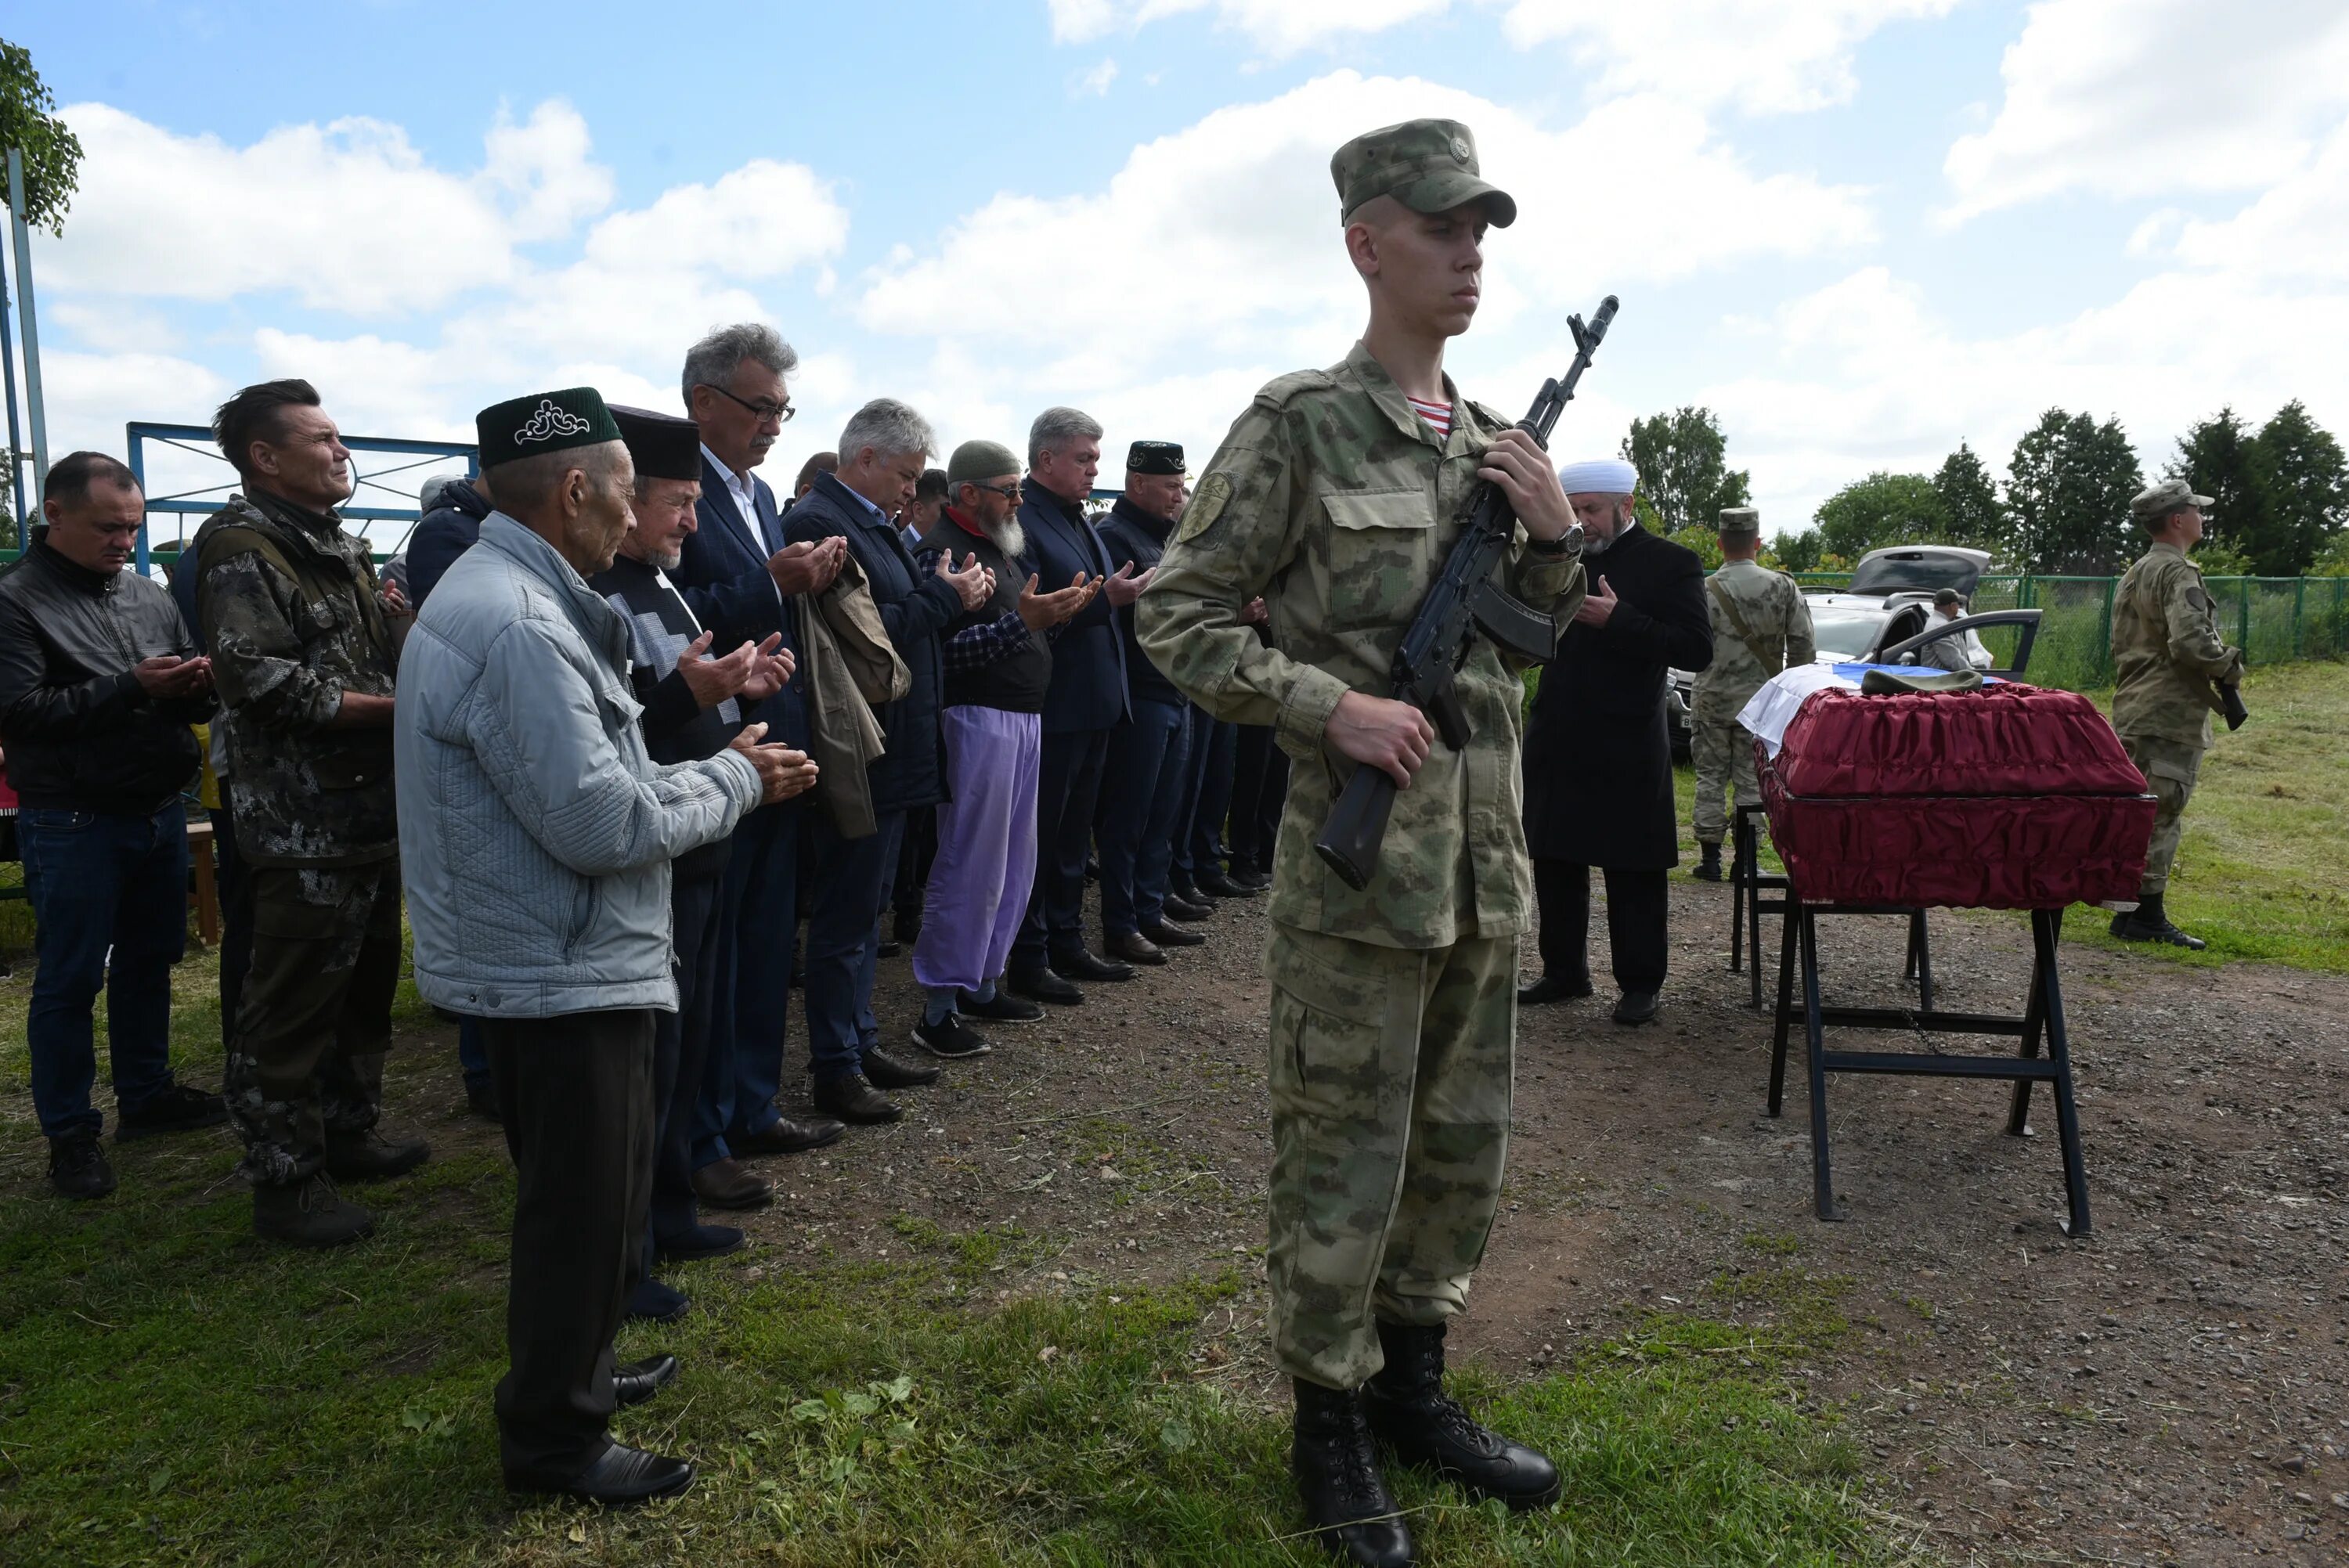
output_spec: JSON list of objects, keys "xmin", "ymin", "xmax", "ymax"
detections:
[
  {"xmin": 672, "ymin": 325, "xmax": 850, "ymax": 1210},
  {"xmin": 1005, "ymin": 408, "xmax": 1154, "ymax": 1004}
]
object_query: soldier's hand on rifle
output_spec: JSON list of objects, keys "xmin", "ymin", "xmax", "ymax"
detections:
[
  {"xmin": 727, "ymin": 722, "xmax": 819, "ymax": 805},
  {"xmin": 1325, "ymin": 690, "xmax": 1434, "ymax": 789},
  {"xmin": 1103, "ymin": 560, "xmax": 1155, "ymax": 607},
  {"xmin": 1573, "ymin": 575, "xmax": 1618, "ymax": 628},
  {"xmin": 1019, "ymin": 571, "xmax": 1096, "ymax": 631},
  {"xmin": 1478, "ymin": 430, "xmax": 1575, "ymax": 542}
]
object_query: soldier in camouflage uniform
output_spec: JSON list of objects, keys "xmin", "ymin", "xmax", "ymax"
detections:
[
  {"xmin": 1137, "ymin": 120, "xmax": 1578, "ymax": 1568},
  {"xmin": 1689, "ymin": 507, "xmax": 1813, "ymax": 881},
  {"xmin": 197, "ymin": 380, "xmax": 429, "ymax": 1248},
  {"xmin": 2108, "ymin": 478, "xmax": 2243, "ymax": 951}
]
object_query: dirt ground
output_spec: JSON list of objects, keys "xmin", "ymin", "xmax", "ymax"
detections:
[{"xmin": 417, "ymin": 873, "xmax": 2346, "ymax": 1566}]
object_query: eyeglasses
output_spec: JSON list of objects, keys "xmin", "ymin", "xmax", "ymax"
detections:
[
  {"xmin": 980, "ymin": 481, "xmax": 1023, "ymax": 501},
  {"xmin": 698, "ymin": 383, "xmax": 796, "ymax": 424}
]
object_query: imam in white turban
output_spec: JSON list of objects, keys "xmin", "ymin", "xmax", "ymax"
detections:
[{"xmin": 1556, "ymin": 458, "xmax": 1638, "ymax": 496}]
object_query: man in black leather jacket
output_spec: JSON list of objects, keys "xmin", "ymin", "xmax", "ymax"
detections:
[{"xmin": 0, "ymin": 452, "xmax": 230, "ymax": 1199}]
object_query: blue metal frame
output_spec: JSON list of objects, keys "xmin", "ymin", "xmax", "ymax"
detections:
[{"xmin": 126, "ymin": 421, "xmax": 478, "ymax": 573}]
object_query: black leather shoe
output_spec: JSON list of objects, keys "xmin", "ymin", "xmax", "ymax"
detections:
[
  {"xmin": 1230, "ymin": 867, "xmax": 1272, "ymax": 892},
  {"xmin": 960, "ymin": 988, "xmax": 1044, "ymax": 1023},
  {"xmin": 614, "ymin": 1353, "xmax": 680, "ymax": 1408},
  {"xmin": 1195, "ymin": 870, "xmax": 1250, "ymax": 899},
  {"xmin": 690, "ymin": 1158, "xmax": 773, "ymax": 1210},
  {"xmin": 1139, "ymin": 918, "xmax": 1206, "ymax": 948},
  {"xmin": 862, "ymin": 1045, "xmax": 941, "ymax": 1090},
  {"xmin": 1052, "ymin": 948, "xmax": 1135, "ymax": 983},
  {"xmin": 322, "ymin": 1126, "xmax": 431, "ymax": 1183},
  {"xmin": 1612, "ymin": 991, "xmax": 1661, "ymax": 1026},
  {"xmin": 1293, "ymin": 1379, "xmax": 1416, "ymax": 1566},
  {"xmin": 114, "ymin": 1083, "xmax": 228, "ymax": 1142},
  {"xmin": 912, "ymin": 1014, "xmax": 991, "ymax": 1058},
  {"xmin": 814, "ymin": 1074, "xmax": 904, "ymax": 1124},
  {"xmin": 464, "ymin": 1079, "xmax": 502, "ymax": 1123},
  {"xmin": 732, "ymin": 1116, "xmax": 846, "ymax": 1157},
  {"xmin": 655, "ymin": 1222, "xmax": 744, "ymax": 1263},
  {"xmin": 510, "ymin": 1442, "xmax": 695, "ymax": 1505},
  {"xmin": 1517, "ymin": 974, "xmax": 1593, "ymax": 1006},
  {"xmin": 1006, "ymin": 967, "xmax": 1084, "ymax": 1006},
  {"xmin": 46, "ymin": 1134, "xmax": 117, "ymax": 1201},
  {"xmin": 1105, "ymin": 931, "xmax": 1167, "ymax": 965},
  {"xmin": 1162, "ymin": 892, "xmax": 1215, "ymax": 923},
  {"xmin": 892, "ymin": 907, "xmax": 922, "ymax": 946},
  {"xmin": 1692, "ymin": 842, "xmax": 1723, "ymax": 881},
  {"xmin": 626, "ymin": 1279, "xmax": 691, "ymax": 1324},
  {"xmin": 1362, "ymin": 1321, "xmax": 1561, "ymax": 1512},
  {"xmin": 253, "ymin": 1172, "xmax": 374, "ymax": 1247},
  {"xmin": 877, "ymin": 939, "xmax": 903, "ymax": 958}
]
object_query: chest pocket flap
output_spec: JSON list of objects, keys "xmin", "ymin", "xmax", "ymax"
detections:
[{"xmin": 1321, "ymin": 488, "xmax": 1438, "ymax": 632}]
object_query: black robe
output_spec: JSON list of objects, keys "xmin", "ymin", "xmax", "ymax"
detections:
[
  {"xmin": 589, "ymin": 552, "xmax": 741, "ymax": 885},
  {"xmin": 1521, "ymin": 521, "xmax": 1713, "ymax": 869}
]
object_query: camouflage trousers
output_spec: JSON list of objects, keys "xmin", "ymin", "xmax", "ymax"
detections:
[
  {"xmin": 1264, "ymin": 921, "xmax": 1513, "ymax": 1390},
  {"xmin": 224, "ymin": 860, "xmax": 402, "ymax": 1187},
  {"xmin": 1690, "ymin": 712, "xmax": 1762, "ymax": 847},
  {"xmin": 2120, "ymin": 735, "xmax": 2203, "ymax": 895}
]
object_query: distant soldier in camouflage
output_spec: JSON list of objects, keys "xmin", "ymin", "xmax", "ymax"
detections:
[
  {"xmin": 2108, "ymin": 478, "xmax": 2243, "ymax": 951},
  {"xmin": 1137, "ymin": 119, "xmax": 1578, "ymax": 1568},
  {"xmin": 1689, "ymin": 507, "xmax": 1813, "ymax": 881},
  {"xmin": 197, "ymin": 380, "xmax": 430, "ymax": 1248}
]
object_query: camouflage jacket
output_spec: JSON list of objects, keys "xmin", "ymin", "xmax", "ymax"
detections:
[
  {"xmin": 2110, "ymin": 541, "xmax": 2241, "ymax": 749},
  {"xmin": 1692, "ymin": 559, "xmax": 1814, "ymax": 721},
  {"xmin": 196, "ymin": 492, "xmax": 400, "ymax": 866},
  {"xmin": 1135, "ymin": 341, "xmax": 1584, "ymax": 949}
]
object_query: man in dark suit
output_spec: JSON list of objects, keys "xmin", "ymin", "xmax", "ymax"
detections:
[
  {"xmin": 1521, "ymin": 459, "xmax": 1712, "ymax": 1026},
  {"xmin": 673, "ymin": 324, "xmax": 850, "ymax": 1209},
  {"xmin": 1004, "ymin": 407, "xmax": 1153, "ymax": 1005}
]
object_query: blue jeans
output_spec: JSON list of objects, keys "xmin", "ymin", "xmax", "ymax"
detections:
[
  {"xmin": 1097, "ymin": 700, "xmax": 1193, "ymax": 937},
  {"xmin": 20, "ymin": 802, "xmax": 189, "ymax": 1138},
  {"xmin": 803, "ymin": 809, "xmax": 906, "ymax": 1084},
  {"xmin": 695, "ymin": 801, "xmax": 799, "ymax": 1169}
]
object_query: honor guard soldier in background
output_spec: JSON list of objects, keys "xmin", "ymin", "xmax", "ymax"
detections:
[
  {"xmin": 1689, "ymin": 506, "xmax": 1813, "ymax": 881},
  {"xmin": 2108, "ymin": 478, "xmax": 2243, "ymax": 951},
  {"xmin": 1139, "ymin": 118, "xmax": 1578, "ymax": 1568}
]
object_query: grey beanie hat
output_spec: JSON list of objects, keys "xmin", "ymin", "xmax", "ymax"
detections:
[{"xmin": 947, "ymin": 439, "xmax": 1022, "ymax": 488}]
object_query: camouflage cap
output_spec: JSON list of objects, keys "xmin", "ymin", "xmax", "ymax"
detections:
[
  {"xmin": 1332, "ymin": 118, "xmax": 1517, "ymax": 229},
  {"xmin": 2131, "ymin": 477, "xmax": 2213, "ymax": 527},
  {"xmin": 1717, "ymin": 506, "xmax": 1761, "ymax": 537}
]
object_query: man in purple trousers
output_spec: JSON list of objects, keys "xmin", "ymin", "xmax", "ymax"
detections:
[{"xmin": 906, "ymin": 441, "xmax": 1098, "ymax": 1057}]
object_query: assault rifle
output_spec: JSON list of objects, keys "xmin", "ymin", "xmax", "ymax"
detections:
[{"xmin": 1313, "ymin": 294, "xmax": 1618, "ymax": 892}]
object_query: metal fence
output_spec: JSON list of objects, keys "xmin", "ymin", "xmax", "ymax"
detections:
[{"xmin": 1791, "ymin": 572, "xmax": 2349, "ymax": 690}]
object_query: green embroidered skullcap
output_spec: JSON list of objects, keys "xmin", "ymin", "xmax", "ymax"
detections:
[
  {"xmin": 1332, "ymin": 118, "xmax": 1516, "ymax": 228},
  {"xmin": 947, "ymin": 439, "xmax": 1022, "ymax": 488},
  {"xmin": 474, "ymin": 387, "xmax": 622, "ymax": 470}
]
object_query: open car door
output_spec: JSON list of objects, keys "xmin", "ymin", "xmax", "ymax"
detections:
[{"xmin": 1877, "ymin": 607, "xmax": 2044, "ymax": 678}]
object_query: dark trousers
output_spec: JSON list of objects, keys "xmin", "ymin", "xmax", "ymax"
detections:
[
  {"xmin": 1097, "ymin": 699, "xmax": 1193, "ymax": 937},
  {"xmin": 212, "ymin": 798, "xmax": 254, "ymax": 1059},
  {"xmin": 648, "ymin": 874, "xmax": 723, "ymax": 1264},
  {"xmin": 20, "ymin": 802, "xmax": 189, "ymax": 1139},
  {"xmin": 695, "ymin": 802, "xmax": 797, "ymax": 1168},
  {"xmin": 1171, "ymin": 707, "xmax": 1236, "ymax": 884},
  {"xmin": 1227, "ymin": 723, "xmax": 1290, "ymax": 875},
  {"xmin": 1534, "ymin": 860, "xmax": 1669, "ymax": 995},
  {"xmin": 1013, "ymin": 726, "xmax": 1111, "ymax": 971},
  {"xmin": 891, "ymin": 806, "xmax": 936, "ymax": 926},
  {"xmin": 485, "ymin": 1007, "xmax": 655, "ymax": 1483},
  {"xmin": 804, "ymin": 809, "xmax": 907, "ymax": 1083}
]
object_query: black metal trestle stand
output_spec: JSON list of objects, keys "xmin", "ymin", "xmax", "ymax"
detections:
[
  {"xmin": 1765, "ymin": 898, "xmax": 2091, "ymax": 1236},
  {"xmin": 1732, "ymin": 802, "xmax": 1934, "ymax": 1011}
]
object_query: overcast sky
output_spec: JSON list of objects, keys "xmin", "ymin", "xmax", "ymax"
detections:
[{"xmin": 12, "ymin": 0, "xmax": 2349, "ymax": 548}]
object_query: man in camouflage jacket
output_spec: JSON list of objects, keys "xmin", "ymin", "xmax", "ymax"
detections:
[
  {"xmin": 1138, "ymin": 119, "xmax": 1578, "ymax": 1568},
  {"xmin": 1689, "ymin": 506, "xmax": 1813, "ymax": 881},
  {"xmin": 197, "ymin": 380, "xmax": 429, "ymax": 1248},
  {"xmin": 2107, "ymin": 478, "xmax": 2243, "ymax": 951}
]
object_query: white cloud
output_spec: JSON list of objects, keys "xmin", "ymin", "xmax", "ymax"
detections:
[
  {"xmin": 582, "ymin": 160, "xmax": 848, "ymax": 279},
  {"xmin": 1943, "ymin": 0, "xmax": 2349, "ymax": 222},
  {"xmin": 2170, "ymin": 117, "xmax": 2349, "ymax": 282},
  {"xmin": 39, "ymin": 100, "xmax": 618, "ymax": 314},
  {"xmin": 1073, "ymin": 57, "xmax": 1120, "ymax": 96},
  {"xmin": 1048, "ymin": 0, "xmax": 1448, "ymax": 56}
]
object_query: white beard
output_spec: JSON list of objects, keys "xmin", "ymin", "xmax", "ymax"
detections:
[{"xmin": 985, "ymin": 517, "xmax": 1027, "ymax": 560}]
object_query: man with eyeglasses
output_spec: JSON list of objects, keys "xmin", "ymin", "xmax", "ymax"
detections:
[{"xmin": 674, "ymin": 324, "xmax": 850, "ymax": 1214}]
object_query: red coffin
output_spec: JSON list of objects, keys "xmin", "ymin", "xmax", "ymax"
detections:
[{"xmin": 1758, "ymin": 683, "xmax": 2157, "ymax": 910}]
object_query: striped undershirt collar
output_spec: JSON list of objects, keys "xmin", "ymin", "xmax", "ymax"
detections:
[{"xmin": 1404, "ymin": 394, "xmax": 1452, "ymax": 437}]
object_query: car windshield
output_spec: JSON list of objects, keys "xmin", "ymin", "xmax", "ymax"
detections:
[{"xmin": 1807, "ymin": 604, "xmax": 1882, "ymax": 658}]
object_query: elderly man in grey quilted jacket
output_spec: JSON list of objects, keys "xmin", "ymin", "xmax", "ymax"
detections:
[{"xmin": 396, "ymin": 388, "xmax": 810, "ymax": 1508}]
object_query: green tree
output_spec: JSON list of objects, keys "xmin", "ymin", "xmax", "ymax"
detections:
[
  {"xmin": 1932, "ymin": 442, "xmax": 2008, "ymax": 553},
  {"xmin": 1665, "ymin": 524, "xmax": 1723, "ymax": 569},
  {"xmin": 2246, "ymin": 399, "xmax": 2347, "ymax": 575},
  {"xmin": 0, "ymin": 39, "xmax": 82, "ymax": 234},
  {"xmin": 1620, "ymin": 406, "xmax": 1751, "ymax": 535},
  {"xmin": 1813, "ymin": 471, "xmax": 1947, "ymax": 561},
  {"xmin": 2007, "ymin": 408, "xmax": 2142, "ymax": 574},
  {"xmin": 1773, "ymin": 528, "xmax": 1824, "ymax": 573},
  {"xmin": 2167, "ymin": 407, "xmax": 2262, "ymax": 564}
]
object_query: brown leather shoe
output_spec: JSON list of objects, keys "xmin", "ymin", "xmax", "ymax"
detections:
[
  {"xmin": 690, "ymin": 1157, "xmax": 774, "ymax": 1210},
  {"xmin": 1104, "ymin": 931, "xmax": 1167, "ymax": 965},
  {"xmin": 813, "ymin": 1074, "xmax": 904, "ymax": 1125}
]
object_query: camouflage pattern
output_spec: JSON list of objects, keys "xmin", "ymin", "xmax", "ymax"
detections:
[
  {"xmin": 1690, "ymin": 559, "xmax": 1813, "ymax": 846},
  {"xmin": 224, "ymin": 862, "xmax": 402, "ymax": 1185},
  {"xmin": 1135, "ymin": 340, "xmax": 1584, "ymax": 950},
  {"xmin": 1330, "ymin": 118, "xmax": 1517, "ymax": 228},
  {"xmin": 2120, "ymin": 735, "xmax": 2200, "ymax": 896},
  {"xmin": 2111, "ymin": 541, "xmax": 2243, "ymax": 750},
  {"xmin": 195, "ymin": 492, "xmax": 400, "ymax": 867},
  {"xmin": 1265, "ymin": 920, "xmax": 1514, "ymax": 1390}
]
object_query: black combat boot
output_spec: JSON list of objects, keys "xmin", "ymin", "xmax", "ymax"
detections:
[
  {"xmin": 2109, "ymin": 892, "xmax": 2206, "ymax": 951},
  {"xmin": 1292, "ymin": 1380, "xmax": 1416, "ymax": 1567},
  {"xmin": 253, "ymin": 1172, "xmax": 376, "ymax": 1248},
  {"xmin": 1693, "ymin": 842, "xmax": 1723, "ymax": 881},
  {"xmin": 1361, "ymin": 1321, "xmax": 1562, "ymax": 1511}
]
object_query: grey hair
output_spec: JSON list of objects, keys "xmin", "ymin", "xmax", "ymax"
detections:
[
  {"xmin": 680, "ymin": 322, "xmax": 799, "ymax": 407},
  {"xmin": 490, "ymin": 441, "xmax": 630, "ymax": 517},
  {"xmin": 838, "ymin": 398, "xmax": 936, "ymax": 463},
  {"xmin": 1028, "ymin": 406, "xmax": 1103, "ymax": 466}
]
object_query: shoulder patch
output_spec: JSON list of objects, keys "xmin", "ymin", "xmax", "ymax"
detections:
[
  {"xmin": 1175, "ymin": 472, "xmax": 1234, "ymax": 546},
  {"xmin": 1254, "ymin": 368, "xmax": 1337, "ymax": 409}
]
